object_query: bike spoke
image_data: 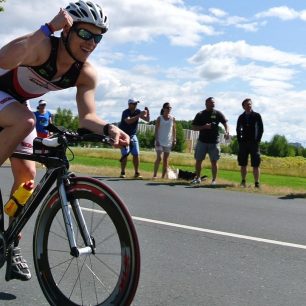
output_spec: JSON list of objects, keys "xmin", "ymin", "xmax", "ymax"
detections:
[
  {"xmin": 49, "ymin": 230, "xmax": 69, "ymax": 242},
  {"xmin": 93, "ymin": 254, "xmax": 120, "ymax": 277},
  {"xmin": 85, "ymin": 260, "xmax": 111, "ymax": 294},
  {"xmin": 95, "ymin": 232, "xmax": 117, "ymax": 247},
  {"xmin": 49, "ymin": 257, "xmax": 75, "ymax": 270},
  {"xmin": 89, "ymin": 254, "xmax": 99, "ymax": 305},
  {"xmin": 68, "ymin": 256, "xmax": 86, "ymax": 301},
  {"xmin": 91, "ymin": 212, "xmax": 108, "ymax": 236}
]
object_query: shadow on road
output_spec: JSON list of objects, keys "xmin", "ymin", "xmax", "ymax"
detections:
[
  {"xmin": 0, "ymin": 292, "xmax": 16, "ymax": 301},
  {"xmin": 146, "ymin": 182, "xmax": 190, "ymax": 187},
  {"xmin": 279, "ymin": 193, "xmax": 306, "ymax": 200},
  {"xmin": 146, "ymin": 182, "xmax": 235, "ymax": 189},
  {"xmin": 186, "ymin": 183, "xmax": 235, "ymax": 189}
]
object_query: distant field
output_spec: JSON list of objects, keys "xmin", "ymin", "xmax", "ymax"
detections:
[{"xmin": 68, "ymin": 147, "xmax": 306, "ymax": 196}]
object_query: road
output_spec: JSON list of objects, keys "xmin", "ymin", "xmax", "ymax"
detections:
[{"xmin": 0, "ymin": 167, "xmax": 306, "ymax": 305}]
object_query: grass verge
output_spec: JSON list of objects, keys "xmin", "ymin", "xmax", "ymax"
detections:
[{"xmin": 68, "ymin": 148, "xmax": 306, "ymax": 197}]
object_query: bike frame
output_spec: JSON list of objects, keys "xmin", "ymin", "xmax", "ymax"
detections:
[{"xmin": 1, "ymin": 151, "xmax": 94, "ymax": 256}]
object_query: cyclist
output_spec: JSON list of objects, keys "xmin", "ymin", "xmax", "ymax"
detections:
[{"xmin": 0, "ymin": 0, "xmax": 129, "ymax": 281}]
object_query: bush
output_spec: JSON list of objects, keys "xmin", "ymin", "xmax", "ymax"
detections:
[
  {"xmin": 173, "ymin": 121, "xmax": 186, "ymax": 153},
  {"xmin": 137, "ymin": 130, "xmax": 155, "ymax": 149}
]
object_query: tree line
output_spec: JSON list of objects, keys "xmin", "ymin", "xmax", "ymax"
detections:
[
  {"xmin": 54, "ymin": 108, "xmax": 306, "ymax": 157},
  {"xmin": 0, "ymin": 0, "xmax": 5, "ymax": 12}
]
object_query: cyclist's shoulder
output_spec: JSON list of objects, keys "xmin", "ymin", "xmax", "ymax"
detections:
[{"xmin": 75, "ymin": 61, "xmax": 97, "ymax": 87}]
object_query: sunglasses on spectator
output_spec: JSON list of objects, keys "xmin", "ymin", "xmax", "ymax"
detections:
[
  {"xmin": 73, "ymin": 28, "xmax": 103, "ymax": 44},
  {"xmin": 164, "ymin": 106, "xmax": 172, "ymax": 109}
]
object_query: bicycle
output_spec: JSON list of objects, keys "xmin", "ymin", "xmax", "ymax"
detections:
[{"xmin": 0, "ymin": 124, "xmax": 141, "ymax": 306}]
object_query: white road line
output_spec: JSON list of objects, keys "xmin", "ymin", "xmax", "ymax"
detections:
[
  {"xmin": 133, "ymin": 216, "xmax": 306, "ymax": 250},
  {"xmin": 82, "ymin": 207, "xmax": 306, "ymax": 250}
]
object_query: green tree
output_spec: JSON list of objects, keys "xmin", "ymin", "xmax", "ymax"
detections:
[
  {"xmin": 137, "ymin": 129, "xmax": 155, "ymax": 149},
  {"xmin": 229, "ymin": 136, "xmax": 239, "ymax": 155},
  {"xmin": 0, "ymin": 0, "xmax": 5, "ymax": 12},
  {"xmin": 267, "ymin": 134, "xmax": 289, "ymax": 157},
  {"xmin": 260, "ymin": 141, "xmax": 269, "ymax": 156},
  {"xmin": 178, "ymin": 120, "xmax": 193, "ymax": 130},
  {"xmin": 173, "ymin": 121, "xmax": 186, "ymax": 152},
  {"xmin": 54, "ymin": 107, "xmax": 79, "ymax": 131}
]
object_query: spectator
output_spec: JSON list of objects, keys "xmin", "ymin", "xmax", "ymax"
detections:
[
  {"xmin": 153, "ymin": 102, "xmax": 176, "ymax": 179},
  {"xmin": 33, "ymin": 100, "xmax": 53, "ymax": 138},
  {"xmin": 119, "ymin": 98, "xmax": 150, "ymax": 178},
  {"xmin": 236, "ymin": 98, "xmax": 264, "ymax": 188},
  {"xmin": 191, "ymin": 97, "xmax": 229, "ymax": 185}
]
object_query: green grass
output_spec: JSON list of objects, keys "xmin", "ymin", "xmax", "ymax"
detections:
[{"xmin": 69, "ymin": 149, "xmax": 306, "ymax": 192}]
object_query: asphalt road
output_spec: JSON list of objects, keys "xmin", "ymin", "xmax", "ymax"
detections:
[{"xmin": 0, "ymin": 166, "xmax": 306, "ymax": 306}]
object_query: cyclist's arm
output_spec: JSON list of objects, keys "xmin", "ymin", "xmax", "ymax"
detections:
[
  {"xmin": 0, "ymin": 9, "xmax": 73, "ymax": 69},
  {"xmin": 76, "ymin": 63, "xmax": 129, "ymax": 147},
  {"xmin": 0, "ymin": 31, "xmax": 48, "ymax": 69},
  {"xmin": 76, "ymin": 63, "xmax": 107, "ymax": 131}
]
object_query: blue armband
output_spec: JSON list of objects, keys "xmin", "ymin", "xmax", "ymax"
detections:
[{"xmin": 40, "ymin": 24, "xmax": 52, "ymax": 37}]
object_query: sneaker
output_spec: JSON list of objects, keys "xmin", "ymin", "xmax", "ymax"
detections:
[
  {"xmin": 5, "ymin": 247, "xmax": 31, "ymax": 281},
  {"xmin": 255, "ymin": 182, "xmax": 260, "ymax": 188},
  {"xmin": 134, "ymin": 172, "xmax": 142, "ymax": 179},
  {"xmin": 191, "ymin": 177, "xmax": 201, "ymax": 184},
  {"xmin": 211, "ymin": 180, "xmax": 216, "ymax": 186},
  {"xmin": 120, "ymin": 172, "xmax": 126, "ymax": 178},
  {"xmin": 240, "ymin": 180, "xmax": 246, "ymax": 187}
]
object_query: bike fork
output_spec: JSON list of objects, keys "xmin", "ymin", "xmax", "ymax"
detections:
[{"xmin": 58, "ymin": 182, "xmax": 94, "ymax": 257}]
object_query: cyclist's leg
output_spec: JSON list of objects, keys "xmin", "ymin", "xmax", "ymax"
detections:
[
  {"xmin": 5, "ymin": 109, "xmax": 36, "ymax": 282},
  {"xmin": 10, "ymin": 126, "xmax": 36, "ymax": 187},
  {"xmin": 5, "ymin": 158, "xmax": 35, "ymax": 281},
  {"xmin": 0, "ymin": 97, "xmax": 35, "ymax": 166}
]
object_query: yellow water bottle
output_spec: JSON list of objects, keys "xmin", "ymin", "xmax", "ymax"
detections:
[{"xmin": 4, "ymin": 180, "xmax": 35, "ymax": 217}]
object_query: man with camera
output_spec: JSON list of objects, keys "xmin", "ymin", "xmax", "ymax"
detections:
[
  {"xmin": 191, "ymin": 97, "xmax": 229, "ymax": 185},
  {"xmin": 119, "ymin": 98, "xmax": 150, "ymax": 178}
]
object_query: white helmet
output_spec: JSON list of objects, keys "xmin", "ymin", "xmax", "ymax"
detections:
[{"xmin": 66, "ymin": 1, "xmax": 108, "ymax": 33}]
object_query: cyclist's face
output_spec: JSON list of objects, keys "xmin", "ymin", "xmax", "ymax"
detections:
[{"xmin": 69, "ymin": 23, "xmax": 103, "ymax": 62}]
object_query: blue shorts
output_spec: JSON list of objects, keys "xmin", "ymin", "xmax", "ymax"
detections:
[{"xmin": 121, "ymin": 135, "xmax": 140, "ymax": 157}]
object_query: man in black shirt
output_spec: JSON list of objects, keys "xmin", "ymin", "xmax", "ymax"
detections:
[
  {"xmin": 236, "ymin": 98, "xmax": 264, "ymax": 188},
  {"xmin": 191, "ymin": 97, "xmax": 229, "ymax": 185}
]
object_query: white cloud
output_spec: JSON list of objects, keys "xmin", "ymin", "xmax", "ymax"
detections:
[
  {"xmin": 256, "ymin": 6, "xmax": 303, "ymax": 21},
  {"xmin": 103, "ymin": 0, "xmax": 219, "ymax": 46},
  {"xmin": 190, "ymin": 40, "xmax": 306, "ymax": 68},
  {"xmin": 235, "ymin": 22, "xmax": 260, "ymax": 32},
  {"xmin": 209, "ymin": 8, "xmax": 227, "ymax": 18}
]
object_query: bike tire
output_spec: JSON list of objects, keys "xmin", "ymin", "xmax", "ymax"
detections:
[{"xmin": 33, "ymin": 177, "xmax": 140, "ymax": 306}]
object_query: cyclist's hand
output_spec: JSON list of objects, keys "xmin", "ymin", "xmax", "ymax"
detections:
[
  {"xmin": 48, "ymin": 8, "xmax": 73, "ymax": 32},
  {"xmin": 108, "ymin": 125, "xmax": 130, "ymax": 148}
]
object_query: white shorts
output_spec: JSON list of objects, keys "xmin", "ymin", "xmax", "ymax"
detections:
[
  {"xmin": 155, "ymin": 144, "xmax": 172, "ymax": 153},
  {"xmin": 0, "ymin": 91, "xmax": 37, "ymax": 154}
]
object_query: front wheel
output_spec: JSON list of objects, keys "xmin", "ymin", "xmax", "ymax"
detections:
[{"xmin": 33, "ymin": 177, "xmax": 140, "ymax": 306}]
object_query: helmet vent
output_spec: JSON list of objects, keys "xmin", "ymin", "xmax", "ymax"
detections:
[
  {"xmin": 69, "ymin": 10, "xmax": 81, "ymax": 18},
  {"xmin": 80, "ymin": 8, "xmax": 89, "ymax": 17},
  {"xmin": 91, "ymin": 10, "xmax": 97, "ymax": 20}
]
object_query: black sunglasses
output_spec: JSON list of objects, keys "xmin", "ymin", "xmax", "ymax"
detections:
[
  {"xmin": 164, "ymin": 106, "xmax": 172, "ymax": 109},
  {"xmin": 73, "ymin": 28, "xmax": 103, "ymax": 44}
]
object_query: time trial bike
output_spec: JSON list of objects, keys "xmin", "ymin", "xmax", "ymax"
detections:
[{"xmin": 0, "ymin": 124, "xmax": 140, "ymax": 306}]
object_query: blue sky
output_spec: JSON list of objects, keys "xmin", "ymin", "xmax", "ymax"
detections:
[{"xmin": 1, "ymin": 0, "xmax": 306, "ymax": 145}]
